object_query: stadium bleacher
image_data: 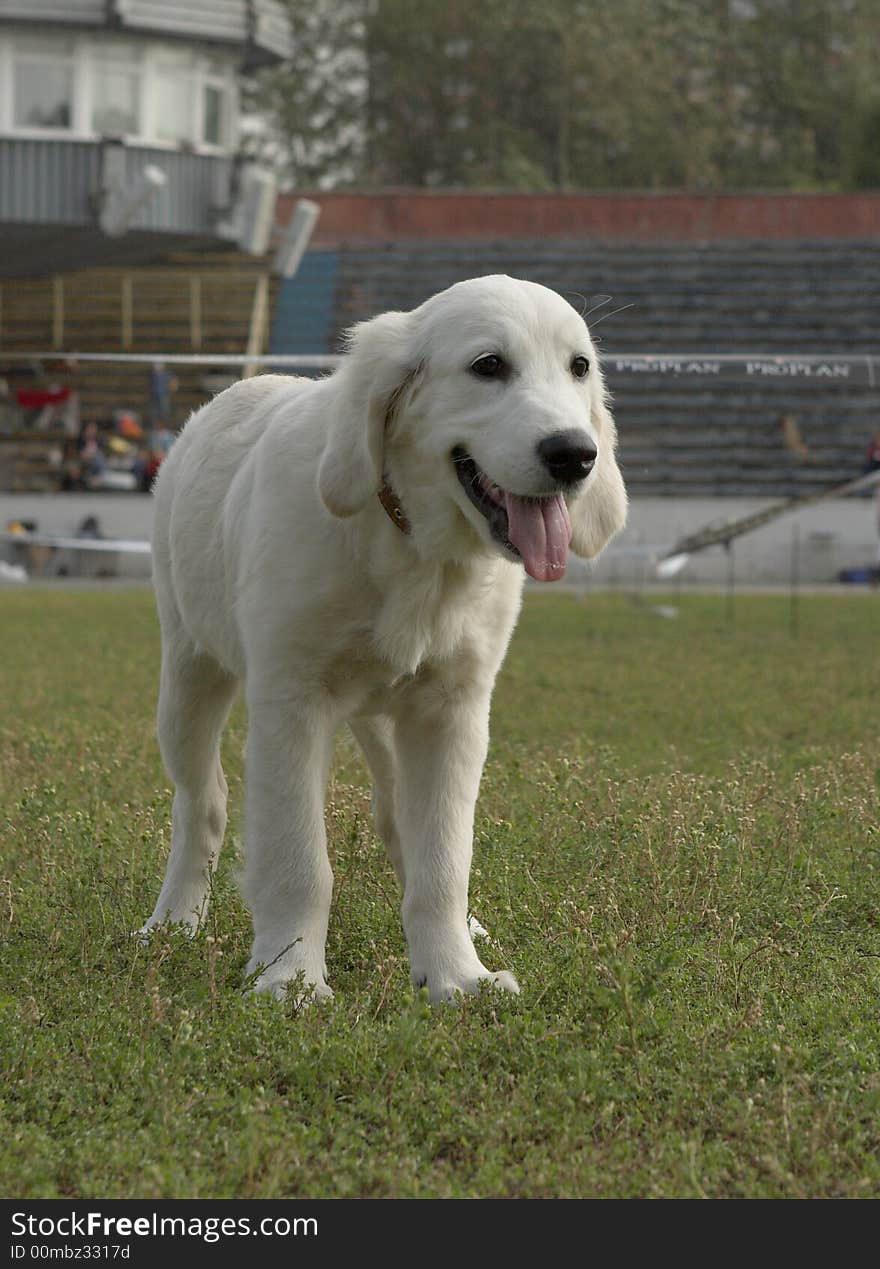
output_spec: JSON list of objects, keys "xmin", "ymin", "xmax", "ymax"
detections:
[{"xmin": 271, "ymin": 240, "xmax": 880, "ymax": 498}]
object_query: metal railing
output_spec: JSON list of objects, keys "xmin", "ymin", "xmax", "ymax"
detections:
[{"xmin": 0, "ymin": 350, "xmax": 877, "ymax": 383}]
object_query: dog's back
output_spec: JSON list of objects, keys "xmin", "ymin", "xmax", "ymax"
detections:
[{"xmin": 152, "ymin": 374, "xmax": 311, "ymax": 674}]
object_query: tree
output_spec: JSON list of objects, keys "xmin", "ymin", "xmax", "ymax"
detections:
[
  {"xmin": 363, "ymin": 0, "xmax": 564, "ymax": 188},
  {"xmin": 247, "ymin": 0, "xmax": 880, "ymax": 192},
  {"xmin": 244, "ymin": 0, "xmax": 369, "ymax": 189}
]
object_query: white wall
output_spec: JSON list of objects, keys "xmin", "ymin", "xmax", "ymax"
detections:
[
  {"xmin": 1, "ymin": 492, "xmax": 153, "ymax": 578},
  {"xmin": 580, "ymin": 495, "xmax": 879, "ymax": 586},
  {"xmin": 1, "ymin": 493, "xmax": 878, "ymax": 585}
]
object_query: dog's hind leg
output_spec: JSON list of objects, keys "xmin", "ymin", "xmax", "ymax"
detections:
[
  {"xmin": 352, "ymin": 717, "xmax": 493, "ymax": 936},
  {"xmin": 349, "ymin": 715, "xmax": 405, "ymax": 887},
  {"xmin": 141, "ymin": 636, "xmax": 238, "ymax": 934}
]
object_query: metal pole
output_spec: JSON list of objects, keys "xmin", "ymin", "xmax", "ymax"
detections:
[
  {"xmin": 789, "ymin": 521, "xmax": 800, "ymax": 638},
  {"xmin": 121, "ymin": 276, "xmax": 133, "ymax": 350},
  {"xmin": 52, "ymin": 277, "xmax": 64, "ymax": 351},
  {"xmin": 189, "ymin": 276, "xmax": 202, "ymax": 352},
  {"xmin": 243, "ymin": 275, "xmax": 270, "ymax": 380}
]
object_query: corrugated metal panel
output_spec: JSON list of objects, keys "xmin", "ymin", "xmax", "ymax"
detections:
[
  {"xmin": 0, "ymin": 139, "xmax": 102, "ymax": 221},
  {"xmin": 253, "ymin": 1, "xmax": 293, "ymax": 60},
  {"xmin": 127, "ymin": 146, "xmax": 233, "ymax": 233},
  {"xmin": 0, "ymin": 137, "xmax": 232, "ymax": 233},
  {"xmin": 123, "ymin": 0, "xmax": 246, "ymax": 42},
  {"xmin": 0, "ymin": 0, "xmax": 104, "ymax": 22},
  {"xmin": 0, "ymin": 0, "xmax": 291, "ymax": 55}
]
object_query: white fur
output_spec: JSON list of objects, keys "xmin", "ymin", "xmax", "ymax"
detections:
[{"xmin": 141, "ymin": 275, "xmax": 627, "ymax": 1003}]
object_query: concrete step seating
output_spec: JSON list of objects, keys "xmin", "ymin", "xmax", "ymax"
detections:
[
  {"xmin": 0, "ymin": 252, "xmax": 275, "ymax": 430},
  {"xmin": 321, "ymin": 240, "xmax": 879, "ymax": 497}
]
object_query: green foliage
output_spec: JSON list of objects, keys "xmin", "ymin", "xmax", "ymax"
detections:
[
  {"xmin": 1, "ymin": 587, "xmax": 879, "ymax": 1196},
  {"xmin": 244, "ymin": 0, "xmax": 369, "ymax": 188},
  {"xmin": 251, "ymin": 0, "xmax": 880, "ymax": 191}
]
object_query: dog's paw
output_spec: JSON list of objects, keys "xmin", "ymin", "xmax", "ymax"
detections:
[
  {"xmin": 413, "ymin": 966, "xmax": 520, "ymax": 1005},
  {"xmin": 246, "ymin": 946, "xmax": 334, "ymax": 1008},
  {"xmin": 250, "ymin": 971, "xmax": 334, "ymax": 1007},
  {"xmin": 133, "ymin": 913, "xmax": 200, "ymax": 944},
  {"xmin": 487, "ymin": 970, "xmax": 519, "ymax": 995}
]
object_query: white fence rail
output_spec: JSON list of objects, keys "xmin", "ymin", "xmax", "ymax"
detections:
[{"xmin": 0, "ymin": 351, "xmax": 877, "ymax": 383}]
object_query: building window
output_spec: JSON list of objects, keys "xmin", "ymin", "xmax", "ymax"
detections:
[
  {"xmin": 91, "ymin": 45, "xmax": 141, "ymax": 137},
  {"xmin": 202, "ymin": 82, "xmax": 224, "ymax": 146},
  {"xmin": 3, "ymin": 36, "xmax": 235, "ymax": 152},
  {"xmin": 13, "ymin": 40, "xmax": 75, "ymax": 130},
  {"xmin": 154, "ymin": 50, "xmax": 196, "ymax": 146},
  {"xmin": 154, "ymin": 72, "xmax": 195, "ymax": 145}
]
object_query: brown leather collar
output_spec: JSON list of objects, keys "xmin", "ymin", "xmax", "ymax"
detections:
[
  {"xmin": 378, "ymin": 482, "xmax": 411, "ymax": 535},
  {"xmin": 378, "ymin": 363, "xmax": 424, "ymax": 537}
]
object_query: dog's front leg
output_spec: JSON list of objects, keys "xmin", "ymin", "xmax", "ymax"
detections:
[
  {"xmin": 392, "ymin": 677, "xmax": 519, "ymax": 1004},
  {"xmin": 243, "ymin": 693, "xmax": 335, "ymax": 1002}
]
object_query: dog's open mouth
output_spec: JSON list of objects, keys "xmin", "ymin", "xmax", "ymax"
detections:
[{"xmin": 452, "ymin": 447, "xmax": 572, "ymax": 583}]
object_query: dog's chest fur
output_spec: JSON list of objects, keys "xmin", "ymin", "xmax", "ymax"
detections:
[{"xmin": 370, "ymin": 555, "xmax": 522, "ymax": 679}]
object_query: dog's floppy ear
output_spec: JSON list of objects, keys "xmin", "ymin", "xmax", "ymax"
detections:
[
  {"xmin": 568, "ymin": 365, "xmax": 628, "ymax": 559},
  {"xmin": 318, "ymin": 310, "xmax": 416, "ymax": 518}
]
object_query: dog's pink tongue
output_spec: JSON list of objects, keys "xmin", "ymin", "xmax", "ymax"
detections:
[{"xmin": 504, "ymin": 492, "xmax": 572, "ymax": 582}]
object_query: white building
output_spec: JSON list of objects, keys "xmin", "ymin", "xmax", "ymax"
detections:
[{"xmin": 0, "ymin": 0, "xmax": 291, "ymax": 274}]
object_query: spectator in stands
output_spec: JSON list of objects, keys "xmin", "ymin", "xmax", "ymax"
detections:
[
  {"xmin": 778, "ymin": 413, "xmax": 811, "ymax": 460},
  {"xmin": 151, "ymin": 420, "xmax": 175, "ymax": 459},
  {"xmin": 148, "ymin": 361, "xmax": 177, "ymax": 431},
  {"xmin": 59, "ymin": 439, "xmax": 83, "ymax": 491},
  {"xmin": 132, "ymin": 446, "xmax": 161, "ymax": 493},
  {"xmin": 77, "ymin": 419, "xmax": 106, "ymax": 489},
  {"xmin": 865, "ymin": 430, "xmax": 880, "ymax": 474},
  {"xmin": 147, "ymin": 361, "xmax": 177, "ymax": 481},
  {"xmin": 0, "ymin": 378, "xmax": 16, "ymax": 433}
]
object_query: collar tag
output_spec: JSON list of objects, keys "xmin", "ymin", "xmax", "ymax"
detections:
[{"xmin": 378, "ymin": 483, "xmax": 412, "ymax": 535}]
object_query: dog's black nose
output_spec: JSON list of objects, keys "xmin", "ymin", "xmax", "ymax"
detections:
[{"xmin": 537, "ymin": 430, "xmax": 597, "ymax": 486}]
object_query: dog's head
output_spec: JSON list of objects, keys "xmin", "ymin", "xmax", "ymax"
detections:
[{"xmin": 317, "ymin": 275, "xmax": 627, "ymax": 580}]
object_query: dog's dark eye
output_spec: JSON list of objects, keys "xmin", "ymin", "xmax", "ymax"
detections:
[
  {"xmin": 470, "ymin": 354, "xmax": 507, "ymax": 379},
  {"xmin": 570, "ymin": 355, "xmax": 590, "ymax": 379}
]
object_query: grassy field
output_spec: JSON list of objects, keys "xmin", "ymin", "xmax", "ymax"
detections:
[{"xmin": 1, "ymin": 585, "xmax": 879, "ymax": 1198}]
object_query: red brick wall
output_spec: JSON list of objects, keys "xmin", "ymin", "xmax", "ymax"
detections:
[{"xmin": 278, "ymin": 190, "xmax": 880, "ymax": 244}]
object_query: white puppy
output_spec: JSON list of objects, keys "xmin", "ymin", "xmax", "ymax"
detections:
[{"xmin": 141, "ymin": 275, "xmax": 627, "ymax": 1003}]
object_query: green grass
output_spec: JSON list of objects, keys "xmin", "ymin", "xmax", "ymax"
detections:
[{"xmin": 1, "ymin": 586, "xmax": 879, "ymax": 1198}]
